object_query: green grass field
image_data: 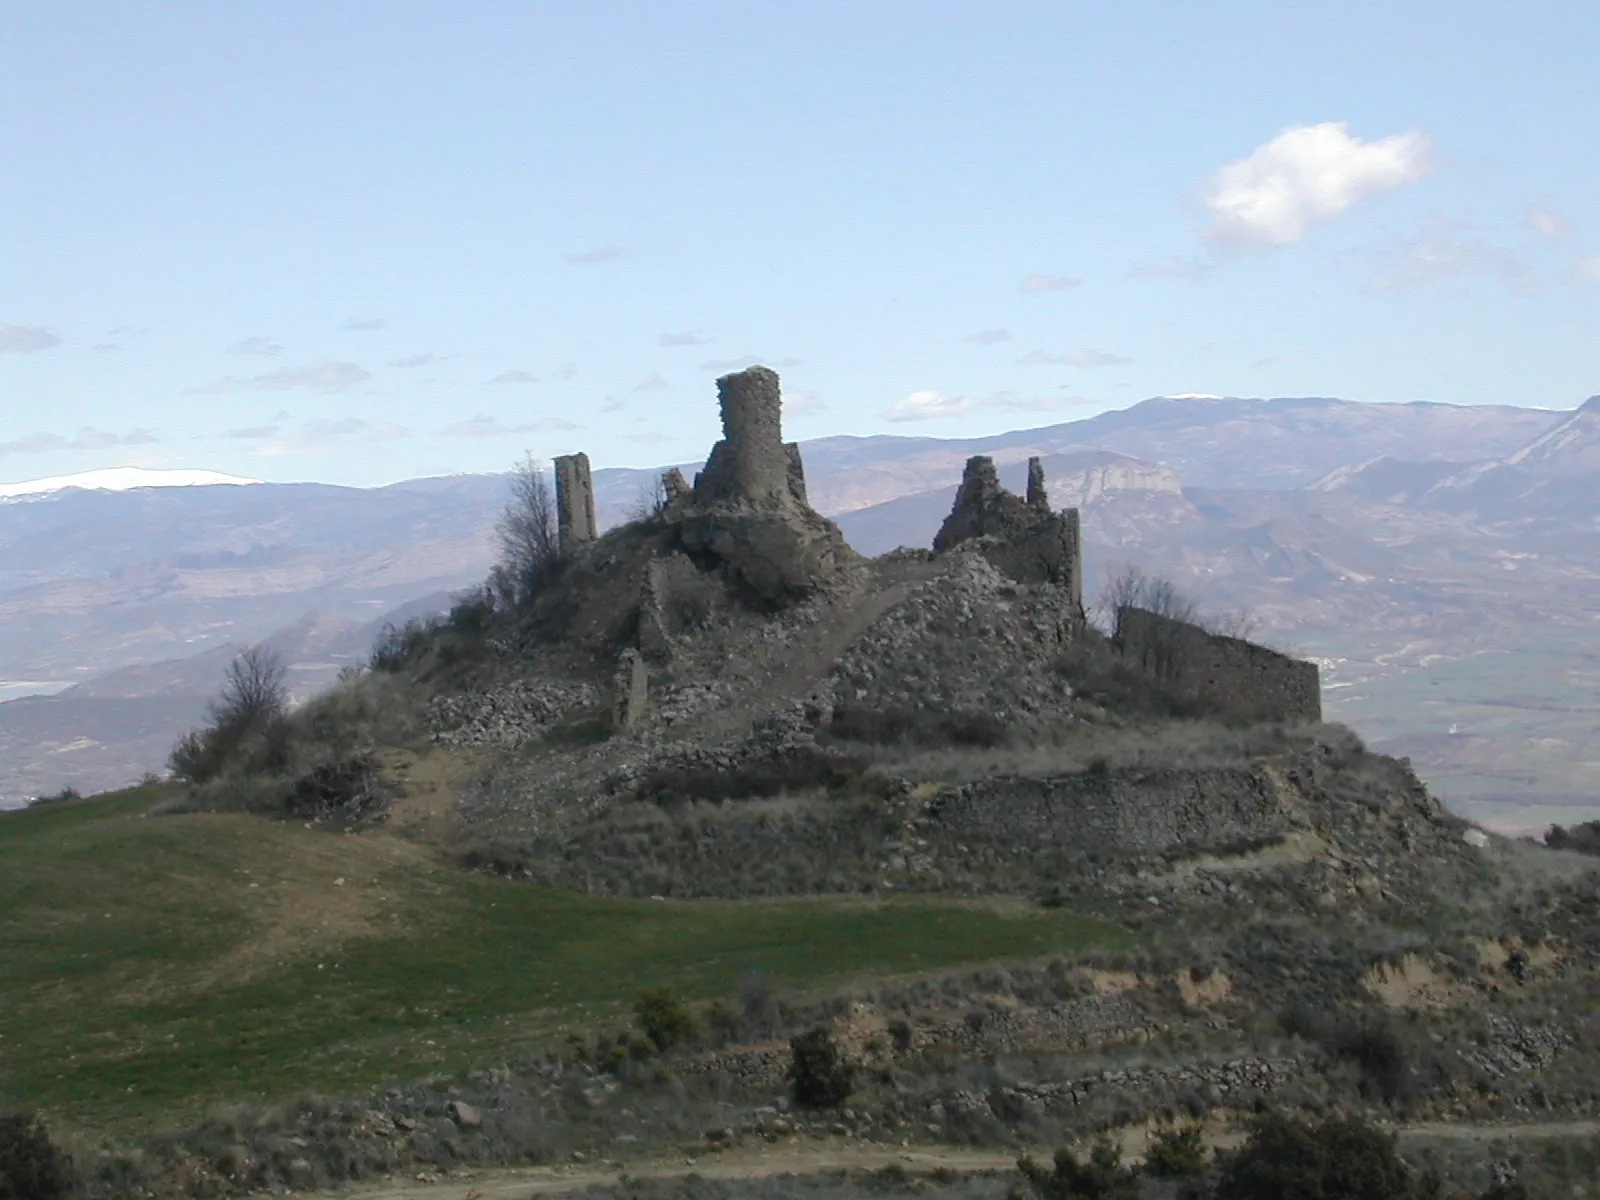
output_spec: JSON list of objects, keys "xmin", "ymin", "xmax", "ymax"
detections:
[{"xmin": 0, "ymin": 786, "xmax": 1131, "ymax": 1135}]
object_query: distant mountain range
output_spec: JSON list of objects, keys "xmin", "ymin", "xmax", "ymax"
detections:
[{"xmin": 3, "ymin": 392, "xmax": 1596, "ymax": 822}]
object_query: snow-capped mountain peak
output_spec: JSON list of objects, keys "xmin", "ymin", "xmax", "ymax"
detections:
[{"xmin": 0, "ymin": 467, "xmax": 262, "ymax": 501}]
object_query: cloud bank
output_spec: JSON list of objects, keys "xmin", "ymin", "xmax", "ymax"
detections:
[
  {"xmin": 0, "ymin": 427, "xmax": 156, "ymax": 457},
  {"xmin": 0, "ymin": 323, "xmax": 62, "ymax": 353},
  {"xmin": 884, "ymin": 390, "xmax": 1067, "ymax": 422}
]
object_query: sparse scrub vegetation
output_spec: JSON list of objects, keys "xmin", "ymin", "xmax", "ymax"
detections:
[
  {"xmin": 825, "ymin": 705, "xmax": 1010, "ymax": 749},
  {"xmin": 634, "ymin": 987, "xmax": 697, "ymax": 1051},
  {"xmin": 1544, "ymin": 820, "xmax": 1600, "ymax": 856},
  {"xmin": 0, "ymin": 1110, "xmax": 74, "ymax": 1200},
  {"xmin": 168, "ymin": 643, "xmax": 290, "ymax": 784},
  {"xmin": 1017, "ymin": 1141, "xmax": 1140, "ymax": 1200},
  {"xmin": 1143, "ymin": 1125, "xmax": 1209, "ymax": 1179},
  {"xmin": 789, "ymin": 1027, "xmax": 855, "ymax": 1109}
]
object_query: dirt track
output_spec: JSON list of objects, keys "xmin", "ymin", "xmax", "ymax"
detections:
[{"xmin": 304, "ymin": 1121, "xmax": 1600, "ymax": 1200}]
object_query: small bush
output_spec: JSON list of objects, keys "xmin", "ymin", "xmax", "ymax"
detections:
[
  {"xmin": 633, "ymin": 987, "xmax": 696, "ymax": 1052},
  {"xmin": 1280, "ymin": 1007, "xmax": 1421, "ymax": 1104},
  {"xmin": 0, "ymin": 1110, "xmax": 74, "ymax": 1200},
  {"xmin": 1213, "ymin": 1112, "xmax": 1421, "ymax": 1200},
  {"xmin": 826, "ymin": 705, "xmax": 1008, "ymax": 748},
  {"xmin": 1017, "ymin": 1141, "xmax": 1141, "ymax": 1200},
  {"xmin": 1144, "ymin": 1126, "xmax": 1208, "ymax": 1179},
  {"xmin": 281, "ymin": 755, "xmax": 386, "ymax": 823},
  {"xmin": 788, "ymin": 1027, "xmax": 854, "ymax": 1109},
  {"xmin": 27, "ymin": 787, "xmax": 81, "ymax": 808},
  {"xmin": 1544, "ymin": 820, "xmax": 1600, "ymax": 856},
  {"xmin": 169, "ymin": 644, "xmax": 291, "ymax": 783}
]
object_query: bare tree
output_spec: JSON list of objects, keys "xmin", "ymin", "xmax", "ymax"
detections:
[
  {"xmin": 211, "ymin": 643, "xmax": 289, "ymax": 732},
  {"xmin": 1096, "ymin": 565, "xmax": 1200, "ymax": 638},
  {"xmin": 496, "ymin": 452, "xmax": 561, "ymax": 605},
  {"xmin": 170, "ymin": 643, "xmax": 289, "ymax": 782}
]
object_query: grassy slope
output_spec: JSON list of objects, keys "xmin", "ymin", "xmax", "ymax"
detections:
[{"xmin": 0, "ymin": 787, "xmax": 1130, "ymax": 1135}]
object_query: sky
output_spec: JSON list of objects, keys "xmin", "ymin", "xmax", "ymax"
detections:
[{"xmin": 3, "ymin": 1, "xmax": 1598, "ymax": 487}]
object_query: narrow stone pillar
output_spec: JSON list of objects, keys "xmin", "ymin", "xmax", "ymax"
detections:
[
  {"xmin": 1026, "ymin": 457, "xmax": 1050, "ymax": 511},
  {"xmin": 715, "ymin": 366, "xmax": 789, "ymax": 503},
  {"xmin": 1062, "ymin": 508, "xmax": 1083, "ymax": 615},
  {"xmin": 660, "ymin": 467, "xmax": 692, "ymax": 507},
  {"xmin": 613, "ymin": 648, "xmax": 649, "ymax": 729},
  {"xmin": 553, "ymin": 452, "xmax": 597, "ymax": 552},
  {"xmin": 784, "ymin": 442, "xmax": 809, "ymax": 506}
]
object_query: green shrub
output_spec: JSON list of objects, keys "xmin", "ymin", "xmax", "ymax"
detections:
[
  {"xmin": 1544, "ymin": 820, "xmax": 1600, "ymax": 855},
  {"xmin": 788, "ymin": 1027, "xmax": 854, "ymax": 1109},
  {"xmin": 0, "ymin": 1110, "xmax": 74, "ymax": 1200},
  {"xmin": 633, "ymin": 987, "xmax": 696, "ymax": 1051},
  {"xmin": 1212, "ymin": 1112, "xmax": 1420, "ymax": 1200},
  {"xmin": 1144, "ymin": 1126, "xmax": 1208, "ymax": 1179},
  {"xmin": 1017, "ymin": 1140, "xmax": 1141, "ymax": 1200}
]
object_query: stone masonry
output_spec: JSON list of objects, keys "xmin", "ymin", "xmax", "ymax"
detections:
[
  {"xmin": 553, "ymin": 452, "xmax": 597, "ymax": 552},
  {"xmin": 933, "ymin": 454, "xmax": 1083, "ymax": 613},
  {"xmin": 693, "ymin": 366, "xmax": 790, "ymax": 506},
  {"xmin": 1117, "ymin": 606, "xmax": 1322, "ymax": 723}
]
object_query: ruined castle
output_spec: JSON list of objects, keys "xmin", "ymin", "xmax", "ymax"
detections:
[{"xmin": 538, "ymin": 364, "xmax": 1317, "ymax": 726}]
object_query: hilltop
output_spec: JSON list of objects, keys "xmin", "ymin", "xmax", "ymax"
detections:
[{"xmin": 5, "ymin": 368, "xmax": 1597, "ymax": 1199}]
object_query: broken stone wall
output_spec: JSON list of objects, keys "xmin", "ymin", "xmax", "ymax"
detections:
[{"xmin": 1117, "ymin": 607, "xmax": 1322, "ymax": 723}]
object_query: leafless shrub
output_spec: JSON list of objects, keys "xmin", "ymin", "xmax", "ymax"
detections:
[
  {"xmin": 169, "ymin": 644, "xmax": 291, "ymax": 783},
  {"xmin": 496, "ymin": 452, "xmax": 562, "ymax": 605}
]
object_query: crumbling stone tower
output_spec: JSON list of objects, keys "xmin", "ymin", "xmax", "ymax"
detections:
[
  {"xmin": 554, "ymin": 452, "xmax": 597, "ymax": 553},
  {"xmin": 675, "ymin": 365, "xmax": 852, "ymax": 602},
  {"xmin": 693, "ymin": 366, "xmax": 810, "ymax": 509},
  {"xmin": 934, "ymin": 455, "xmax": 1083, "ymax": 615}
]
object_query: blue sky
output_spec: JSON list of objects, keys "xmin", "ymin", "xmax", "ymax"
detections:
[{"xmin": 3, "ymin": 1, "xmax": 1598, "ymax": 487}]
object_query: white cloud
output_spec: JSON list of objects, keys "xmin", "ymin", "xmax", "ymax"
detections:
[
  {"xmin": 484, "ymin": 369, "xmax": 538, "ymax": 385},
  {"xmin": 341, "ymin": 317, "xmax": 387, "ymax": 331},
  {"xmin": 0, "ymin": 427, "xmax": 156, "ymax": 457},
  {"xmin": 1525, "ymin": 207, "xmax": 1570, "ymax": 238},
  {"xmin": 784, "ymin": 389, "xmax": 826, "ymax": 415},
  {"xmin": 253, "ymin": 418, "xmax": 409, "ymax": 455},
  {"xmin": 1019, "ymin": 274, "xmax": 1082, "ymax": 293},
  {"xmin": 252, "ymin": 361, "xmax": 372, "ymax": 392},
  {"xmin": 884, "ymin": 390, "xmax": 1068, "ymax": 423},
  {"xmin": 0, "ymin": 323, "xmax": 62, "ymax": 353},
  {"xmin": 659, "ymin": 330, "xmax": 711, "ymax": 346},
  {"xmin": 183, "ymin": 376, "xmax": 244, "ymax": 396},
  {"xmin": 626, "ymin": 432, "xmax": 674, "ymax": 445},
  {"xmin": 633, "ymin": 372, "xmax": 670, "ymax": 392},
  {"xmin": 1369, "ymin": 218, "xmax": 1537, "ymax": 294},
  {"xmin": 1019, "ymin": 348, "xmax": 1131, "ymax": 368},
  {"xmin": 1203, "ymin": 121, "xmax": 1434, "ymax": 246},
  {"xmin": 225, "ymin": 424, "xmax": 280, "ymax": 439},
  {"xmin": 435, "ymin": 414, "xmax": 580, "ymax": 438},
  {"xmin": 390, "ymin": 352, "xmax": 436, "ymax": 368},
  {"xmin": 964, "ymin": 329, "xmax": 1012, "ymax": 344},
  {"xmin": 1127, "ymin": 255, "xmax": 1211, "ymax": 281},
  {"xmin": 565, "ymin": 243, "xmax": 629, "ymax": 264},
  {"xmin": 227, "ymin": 336, "xmax": 285, "ymax": 356},
  {"xmin": 1578, "ymin": 256, "xmax": 1600, "ymax": 282}
]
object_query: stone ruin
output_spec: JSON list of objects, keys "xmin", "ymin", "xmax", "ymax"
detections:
[
  {"xmin": 553, "ymin": 452, "xmax": 597, "ymax": 553},
  {"xmin": 667, "ymin": 366, "xmax": 853, "ymax": 602},
  {"xmin": 933, "ymin": 454, "xmax": 1083, "ymax": 616},
  {"xmin": 1116, "ymin": 606, "xmax": 1322, "ymax": 723}
]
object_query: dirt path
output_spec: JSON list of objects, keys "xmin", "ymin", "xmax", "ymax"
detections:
[{"xmin": 300, "ymin": 1120, "xmax": 1600, "ymax": 1200}]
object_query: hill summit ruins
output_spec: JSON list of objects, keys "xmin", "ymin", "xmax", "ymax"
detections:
[{"xmin": 517, "ymin": 363, "xmax": 1314, "ymax": 728}]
